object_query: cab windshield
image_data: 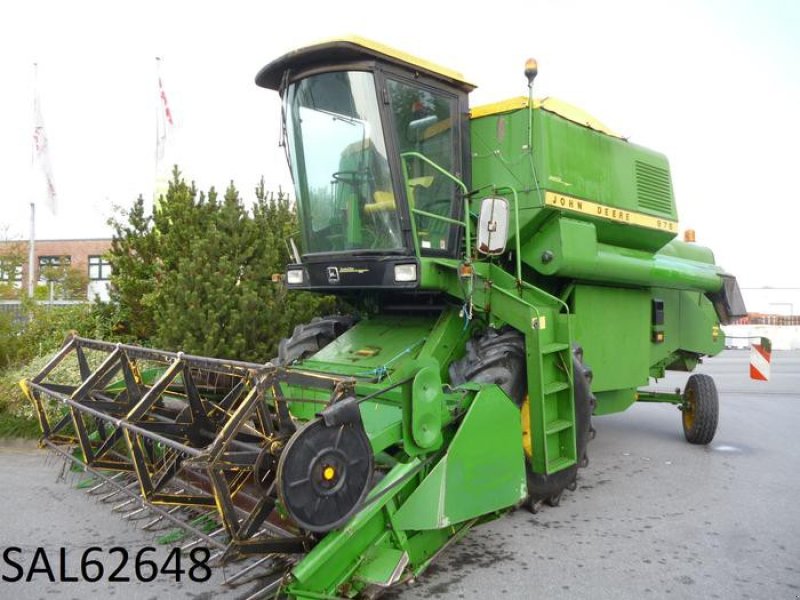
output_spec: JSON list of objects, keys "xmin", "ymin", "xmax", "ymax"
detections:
[{"xmin": 286, "ymin": 71, "xmax": 404, "ymax": 254}]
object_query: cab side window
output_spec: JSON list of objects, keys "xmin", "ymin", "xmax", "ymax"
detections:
[{"xmin": 386, "ymin": 79, "xmax": 458, "ymax": 254}]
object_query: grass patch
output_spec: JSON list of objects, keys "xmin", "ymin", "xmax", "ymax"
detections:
[
  {"xmin": 0, "ymin": 354, "xmax": 56, "ymax": 439},
  {"xmin": 0, "ymin": 408, "xmax": 40, "ymax": 438}
]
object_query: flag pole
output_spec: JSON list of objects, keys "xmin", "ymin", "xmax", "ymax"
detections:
[
  {"xmin": 154, "ymin": 56, "xmax": 160, "ymax": 210},
  {"xmin": 28, "ymin": 62, "xmax": 38, "ymax": 299},
  {"xmin": 28, "ymin": 202, "xmax": 35, "ymax": 298},
  {"xmin": 30, "ymin": 60, "xmax": 58, "ymax": 297}
]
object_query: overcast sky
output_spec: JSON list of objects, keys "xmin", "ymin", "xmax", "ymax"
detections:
[{"xmin": 1, "ymin": 0, "xmax": 798, "ymax": 288}]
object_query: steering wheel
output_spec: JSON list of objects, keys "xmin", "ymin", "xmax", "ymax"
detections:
[{"xmin": 331, "ymin": 170, "xmax": 369, "ymax": 186}]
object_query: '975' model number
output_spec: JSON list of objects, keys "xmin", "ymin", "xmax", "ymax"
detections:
[{"xmin": 2, "ymin": 546, "xmax": 211, "ymax": 583}]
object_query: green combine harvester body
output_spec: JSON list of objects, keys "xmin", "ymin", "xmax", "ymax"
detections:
[{"xmin": 21, "ymin": 36, "xmax": 746, "ymax": 598}]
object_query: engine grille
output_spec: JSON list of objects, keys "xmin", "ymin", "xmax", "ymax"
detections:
[{"xmin": 635, "ymin": 160, "xmax": 674, "ymax": 214}]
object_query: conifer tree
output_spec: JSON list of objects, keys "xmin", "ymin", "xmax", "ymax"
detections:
[
  {"xmin": 107, "ymin": 195, "xmax": 158, "ymax": 341},
  {"xmin": 108, "ymin": 168, "xmax": 335, "ymax": 361}
]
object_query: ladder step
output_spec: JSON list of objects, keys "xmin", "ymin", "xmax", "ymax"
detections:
[
  {"xmin": 541, "ymin": 342, "xmax": 570, "ymax": 355},
  {"xmin": 545, "ymin": 419, "xmax": 573, "ymax": 435},
  {"xmin": 543, "ymin": 381, "xmax": 569, "ymax": 395},
  {"xmin": 546, "ymin": 456, "xmax": 575, "ymax": 473}
]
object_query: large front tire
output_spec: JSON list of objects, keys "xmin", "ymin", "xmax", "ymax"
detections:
[
  {"xmin": 449, "ymin": 328, "xmax": 594, "ymax": 507},
  {"xmin": 525, "ymin": 348, "xmax": 594, "ymax": 507},
  {"xmin": 447, "ymin": 327, "xmax": 526, "ymax": 402},
  {"xmin": 273, "ymin": 315, "xmax": 356, "ymax": 366}
]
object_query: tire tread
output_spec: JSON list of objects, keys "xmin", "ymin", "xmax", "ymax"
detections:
[{"xmin": 683, "ymin": 373, "xmax": 719, "ymax": 445}]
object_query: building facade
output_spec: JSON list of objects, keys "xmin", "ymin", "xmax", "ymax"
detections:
[{"xmin": 0, "ymin": 238, "xmax": 113, "ymax": 300}]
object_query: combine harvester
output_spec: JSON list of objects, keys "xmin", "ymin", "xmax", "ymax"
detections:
[{"xmin": 22, "ymin": 37, "xmax": 747, "ymax": 598}]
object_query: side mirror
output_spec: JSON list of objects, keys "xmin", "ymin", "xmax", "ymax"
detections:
[{"xmin": 476, "ymin": 197, "xmax": 510, "ymax": 256}]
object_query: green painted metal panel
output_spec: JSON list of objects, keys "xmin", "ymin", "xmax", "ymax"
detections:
[
  {"xmin": 288, "ymin": 461, "xmax": 419, "ymax": 596},
  {"xmin": 572, "ymin": 285, "xmax": 650, "ymax": 393},
  {"xmin": 593, "ymin": 388, "xmax": 638, "ymax": 416},
  {"xmin": 392, "ymin": 386, "xmax": 526, "ymax": 530},
  {"xmin": 391, "ymin": 457, "xmax": 449, "ymax": 530},
  {"xmin": 416, "ymin": 306, "xmax": 471, "ymax": 380},
  {"xmin": 352, "ymin": 542, "xmax": 407, "ymax": 587},
  {"xmin": 523, "ymin": 217, "xmax": 723, "ymax": 292},
  {"xmin": 471, "ymin": 105, "xmax": 679, "ymax": 253},
  {"xmin": 410, "ymin": 364, "xmax": 444, "ymax": 449},
  {"xmin": 360, "ymin": 402, "xmax": 403, "ymax": 454},
  {"xmin": 648, "ymin": 287, "xmax": 724, "ymax": 373},
  {"xmin": 288, "ymin": 459, "xmax": 478, "ymax": 597},
  {"xmin": 659, "ymin": 238, "xmax": 716, "ymax": 264},
  {"xmin": 405, "ymin": 526, "xmax": 467, "ymax": 573},
  {"xmin": 303, "ymin": 315, "xmax": 436, "ymax": 375},
  {"xmin": 535, "ymin": 109, "xmax": 677, "ymax": 221},
  {"xmin": 677, "ymin": 290, "xmax": 725, "ymax": 354}
]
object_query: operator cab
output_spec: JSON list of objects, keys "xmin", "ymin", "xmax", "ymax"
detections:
[{"xmin": 256, "ymin": 37, "xmax": 475, "ymax": 291}]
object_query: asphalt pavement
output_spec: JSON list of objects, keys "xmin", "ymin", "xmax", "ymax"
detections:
[{"xmin": 1, "ymin": 350, "xmax": 798, "ymax": 600}]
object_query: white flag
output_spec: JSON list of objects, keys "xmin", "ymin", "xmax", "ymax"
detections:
[
  {"xmin": 156, "ymin": 73, "xmax": 173, "ymax": 162},
  {"xmin": 32, "ymin": 76, "xmax": 57, "ymax": 214},
  {"xmin": 155, "ymin": 57, "xmax": 174, "ymax": 203}
]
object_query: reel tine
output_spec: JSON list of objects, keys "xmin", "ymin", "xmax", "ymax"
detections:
[
  {"xmin": 98, "ymin": 489, "xmax": 120, "ymax": 502},
  {"xmin": 209, "ymin": 549, "xmax": 226, "ymax": 563},
  {"xmin": 87, "ymin": 471, "xmax": 125, "ymax": 495},
  {"xmin": 141, "ymin": 516, "xmax": 163, "ymax": 531},
  {"xmin": 224, "ymin": 555, "xmax": 275, "ymax": 585},
  {"xmin": 182, "ymin": 526, "xmax": 226, "ymax": 551},
  {"xmin": 113, "ymin": 498, "xmax": 137, "ymax": 512},
  {"xmin": 99, "ymin": 479, "xmax": 139, "ymax": 503},
  {"xmin": 123, "ymin": 507, "xmax": 148, "ymax": 520},
  {"xmin": 142, "ymin": 508, "xmax": 178, "ymax": 531},
  {"xmin": 86, "ymin": 482, "xmax": 106, "ymax": 493},
  {"xmin": 55, "ymin": 456, "xmax": 69, "ymax": 482}
]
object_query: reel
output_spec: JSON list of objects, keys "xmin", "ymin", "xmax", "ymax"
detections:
[{"xmin": 277, "ymin": 416, "xmax": 373, "ymax": 533}]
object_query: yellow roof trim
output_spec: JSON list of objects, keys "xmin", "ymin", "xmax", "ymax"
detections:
[
  {"xmin": 470, "ymin": 96, "xmax": 624, "ymax": 139},
  {"xmin": 470, "ymin": 97, "xmax": 530, "ymax": 119},
  {"xmin": 317, "ymin": 35, "xmax": 475, "ymax": 88}
]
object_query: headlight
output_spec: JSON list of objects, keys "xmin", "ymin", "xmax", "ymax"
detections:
[
  {"xmin": 394, "ymin": 264, "xmax": 417, "ymax": 282},
  {"xmin": 287, "ymin": 269, "xmax": 304, "ymax": 285}
]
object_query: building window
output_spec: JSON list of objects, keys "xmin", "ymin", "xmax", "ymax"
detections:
[
  {"xmin": 88, "ymin": 255, "xmax": 112, "ymax": 281},
  {"xmin": 38, "ymin": 255, "xmax": 71, "ymax": 282},
  {"xmin": 0, "ymin": 259, "xmax": 23, "ymax": 286}
]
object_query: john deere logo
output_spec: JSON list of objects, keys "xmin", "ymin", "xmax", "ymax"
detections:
[{"xmin": 327, "ymin": 267, "xmax": 339, "ymax": 283}]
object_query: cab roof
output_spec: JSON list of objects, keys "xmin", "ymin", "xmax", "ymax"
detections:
[{"xmin": 256, "ymin": 35, "xmax": 476, "ymax": 93}]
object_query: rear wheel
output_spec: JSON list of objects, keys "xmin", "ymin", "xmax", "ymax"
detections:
[{"xmin": 682, "ymin": 373, "xmax": 718, "ymax": 445}]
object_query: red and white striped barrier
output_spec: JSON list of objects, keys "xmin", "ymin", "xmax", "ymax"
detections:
[{"xmin": 749, "ymin": 337, "xmax": 772, "ymax": 381}]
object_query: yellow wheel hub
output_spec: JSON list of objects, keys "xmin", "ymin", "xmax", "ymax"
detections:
[
  {"xmin": 682, "ymin": 389, "xmax": 696, "ymax": 431},
  {"xmin": 521, "ymin": 395, "xmax": 532, "ymax": 458},
  {"xmin": 322, "ymin": 466, "xmax": 336, "ymax": 481}
]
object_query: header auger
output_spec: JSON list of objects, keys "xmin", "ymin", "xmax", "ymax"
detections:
[{"xmin": 22, "ymin": 36, "xmax": 746, "ymax": 598}]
